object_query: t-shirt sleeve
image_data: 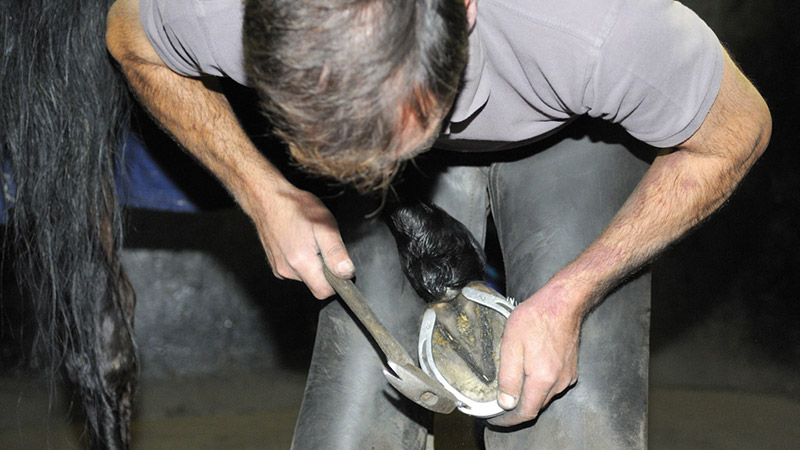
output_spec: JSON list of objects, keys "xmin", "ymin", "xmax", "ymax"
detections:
[
  {"xmin": 582, "ymin": 0, "xmax": 724, "ymax": 147},
  {"xmin": 139, "ymin": 0, "xmax": 248, "ymax": 86}
]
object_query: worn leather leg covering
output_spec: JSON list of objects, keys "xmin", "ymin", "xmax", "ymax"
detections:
[
  {"xmin": 291, "ymin": 197, "xmax": 433, "ymax": 450},
  {"xmin": 484, "ymin": 125, "xmax": 652, "ymax": 449},
  {"xmin": 425, "ymin": 164, "xmax": 491, "ymax": 242}
]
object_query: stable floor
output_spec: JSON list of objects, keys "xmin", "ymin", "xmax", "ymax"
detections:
[{"xmin": 1, "ymin": 370, "xmax": 799, "ymax": 449}]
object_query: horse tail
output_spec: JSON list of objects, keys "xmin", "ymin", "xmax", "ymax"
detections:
[{"xmin": 1, "ymin": 0, "xmax": 137, "ymax": 447}]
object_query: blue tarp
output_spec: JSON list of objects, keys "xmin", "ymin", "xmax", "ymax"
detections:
[
  {"xmin": 1, "ymin": 132, "xmax": 211, "ymax": 223},
  {"xmin": 115, "ymin": 132, "xmax": 204, "ymax": 213}
]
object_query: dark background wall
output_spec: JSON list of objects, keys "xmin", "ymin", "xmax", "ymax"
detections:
[{"xmin": 649, "ymin": 0, "xmax": 800, "ymax": 396}]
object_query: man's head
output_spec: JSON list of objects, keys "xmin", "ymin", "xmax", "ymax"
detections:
[{"xmin": 244, "ymin": 0, "xmax": 470, "ymax": 191}]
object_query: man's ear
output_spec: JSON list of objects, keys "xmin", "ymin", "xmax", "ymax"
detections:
[{"xmin": 465, "ymin": 0, "xmax": 477, "ymax": 31}]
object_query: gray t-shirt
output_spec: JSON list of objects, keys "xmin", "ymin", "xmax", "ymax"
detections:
[
  {"xmin": 140, "ymin": 0, "xmax": 247, "ymax": 85},
  {"xmin": 140, "ymin": 0, "xmax": 723, "ymax": 149}
]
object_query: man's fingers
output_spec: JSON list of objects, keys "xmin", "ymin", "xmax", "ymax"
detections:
[
  {"xmin": 490, "ymin": 366, "xmax": 555, "ymax": 425},
  {"xmin": 321, "ymin": 243, "xmax": 354, "ymax": 278},
  {"xmin": 316, "ymin": 227, "xmax": 354, "ymax": 278},
  {"xmin": 490, "ymin": 365, "xmax": 578, "ymax": 426},
  {"xmin": 496, "ymin": 336, "xmax": 524, "ymax": 410},
  {"xmin": 488, "ymin": 385, "xmax": 548, "ymax": 427},
  {"xmin": 293, "ymin": 255, "xmax": 335, "ymax": 299},
  {"xmin": 302, "ymin": 272, "xmax": 336, "ymax": 299},
  {"xmin": 309, "ymin": 230, "xmax": 353, "ymax": 298},
  {"xmin": 268, "ymin": 245, "xmax": 337, "ymax": 299}
]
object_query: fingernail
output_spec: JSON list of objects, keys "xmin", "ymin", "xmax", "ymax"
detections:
[
  {"xmin": 498, "ymin": 392, "xmax": 517, "ymax": 410},
  {"xmin": 337, "ymin": 260, "xmax": 354, "ymax": 276}
]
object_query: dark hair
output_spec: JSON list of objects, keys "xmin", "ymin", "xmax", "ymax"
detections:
[
  {"xmin": 244, "ymin": 0, "xmax": 469, "ymax": 191},
  {"xmin": 2, "ymin": 0, "xmax": 137, "ymax": 446}
]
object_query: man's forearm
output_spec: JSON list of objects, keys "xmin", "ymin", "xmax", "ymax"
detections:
[
  {"xmin": 555, "ymin": 144, "xmax": 759, "ymax": 310},
  {"xmin": 106, "ymin": 0, "xmax": 288, "ymax": 216},
  {"xmin": 549, "ymin": 49, "xmax": 772, "ymax": 315},
  {"xmin": 122, "ymin": 62, "xmax": 286, "ymax": 214}
]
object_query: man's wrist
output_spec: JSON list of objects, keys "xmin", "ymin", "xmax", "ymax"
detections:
[
  {"xmin": 232, "ymin": 166, "xmax": 291, "ymax": 217},
  {"xmin": 539, "ymin": 261, "xmax": 614, "ymax": 320},
  {"xmin": 521, "ymin": 274, "xmax": 592, "ymax": 324}
]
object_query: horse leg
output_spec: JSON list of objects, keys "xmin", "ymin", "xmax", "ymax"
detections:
[
  {"xmin": 60, "ymin": 185, "xmax": 138, "ymax": 450},
  {"xmin": 91, "ymin": 188, "xmax": 139, "ymax": 449},
  {"xmin": 95, "ymin": 267, "xmax": 138, "ymax": 448}
]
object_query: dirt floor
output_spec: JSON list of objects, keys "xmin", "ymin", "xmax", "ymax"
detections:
[{"xmin": 1, "ymin": 370, "xmax": 799, "ymax": 450}]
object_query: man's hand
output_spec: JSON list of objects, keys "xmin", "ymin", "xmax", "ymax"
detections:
[
  {"xmin": 253, "ymin": 185, "xmax": 353, "ymax": 299},
  {"xmin": 489, "ymin": 281, "xmax": 583, "ymax": 427}
]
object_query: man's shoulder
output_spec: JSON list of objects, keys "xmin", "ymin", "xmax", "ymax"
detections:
[
  {"xmin": 140, "ymin": 0, "xmax": 248, "ymax": 84},
  {"xmin": 450, "ymin": 0, "xmax": 724, "ymax": 147},
  {"xmin": 480, "ymin": 0, "xmax": 623, "ymax": 43},
  {"xmin": 481, "ymin": 0, "xmax": 683, "ymax": 48}
]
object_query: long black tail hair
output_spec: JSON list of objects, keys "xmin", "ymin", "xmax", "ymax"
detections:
[{"xmin": 1, "ymin": 0, "xmax": 137, "ymax": 447}]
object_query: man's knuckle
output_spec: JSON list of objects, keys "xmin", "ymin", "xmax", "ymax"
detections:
[
  {"xmin": 498, "ymin": 370, "xmax": 521, "ymax": 386},
  {"xmin": 274, "ymin": 268, "xmax": 290, "ymax": 279},
  {"xmin": 518, "ymin": 404, "xmax": 540, "ymax": 421},
  {"xmin": 272, "ymin": 260, "xmax": 297, "ymax": 280},
  {"xmin": 569, "ymin": 373, "xmax": 579, "ymax": 385},
  {"xmin": 325, "ymin": 244, "xmax": 345, "ymax": 257},
  {"xmin": 531, "ymin": 365, "xmax": 559, "ymax": 383},
  {"xmin": 287, "ymin": 251, "xmax": 316, "ymax": 270}
]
